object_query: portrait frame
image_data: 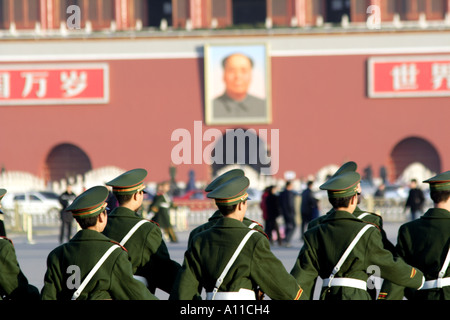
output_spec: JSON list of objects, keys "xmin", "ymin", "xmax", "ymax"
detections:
[{"xmin": 204, "ymin": 43, "xmax": 272, "ymax": 125}]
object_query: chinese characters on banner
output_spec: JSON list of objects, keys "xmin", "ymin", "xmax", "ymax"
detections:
[
  {"xmin": 0, "ymin": 63, "xmax": 109, "ymax": 105},
  {"xmin": 368, "ymin": 56, "xmax": 450, "ymax": 98}
]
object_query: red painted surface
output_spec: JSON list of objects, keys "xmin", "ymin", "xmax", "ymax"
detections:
[{"xmin": 0, "ymin": 52, "xmax": 449, "ymax": 183}]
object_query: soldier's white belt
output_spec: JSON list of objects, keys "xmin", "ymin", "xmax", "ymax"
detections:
[
  {"xmin": 322, "ymin": 278, "xmax": 367, "ymax": 291},
  {"xmin": 420, "ymin": 277, "xmax": 450, "ymax": 290},
  {"xmin": 133, "ymin": 275, "xmax": 149, "ymax": 287},
  {"xmin": 206, "ymin": 288, "xmax": 256, "ymax": 300}
]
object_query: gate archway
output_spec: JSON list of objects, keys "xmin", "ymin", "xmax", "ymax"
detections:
[
  {"xmin": 388, "ymin": 136, "xmax": 441, "ymax": 183},
  {"xmin": 210, "ymin": 128, "xmax": 271, "ymax": 177},
  {"xmin": 43, "ymin": 143, "xmax": 92, "ymax": 182}
]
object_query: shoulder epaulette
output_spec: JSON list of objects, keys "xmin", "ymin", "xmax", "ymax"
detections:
[
  {"xmin": 0, "ymin": 236, "xmax": 13, "ymax": 246},
  {"xmin": 110, "ymin": 240, "xmax": 128, "ymax": 252},
  {"xmin": 256, "ymin": 229, "xmax": 269, "ymax": 240},
  {"xmin": 367, "ymin": 211, "xmax": 382, "ymax": 217},
  {"xmin": 149, "ymin": 219, "xmax": 160, "ymax": 227},
  {"xmin": 250, "ymin": 219, "xmax": 263, "ymax": 228},
  {"xmin": 363, "ymin": 221, "xmax": 381, "ymax": 232}
]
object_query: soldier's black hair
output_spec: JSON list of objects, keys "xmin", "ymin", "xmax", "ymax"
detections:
[
  {"xmin": 217, "ymin": 204, "xmax": 238, "ymax": 216},
  {"xmin": 430, "ymin": 190, "xmax": 450, "ymax": 204},
  {"xmin": 115, "ymin": 193, "xmax": 133, "ymax": 205},
  {"xmin": 329, "ymin": 195, "xmax": 354, "ymax": 209},
  {"xmin": 75, "ymin": 215, "xmax": 99, "ymax": 229}
]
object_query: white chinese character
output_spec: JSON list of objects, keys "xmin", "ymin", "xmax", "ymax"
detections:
[
  {"xmin": 390, "ymin": 64, "xmax": 418, "ymax": 91},
  {"xmin": 21, "ymin": 72, "xmax": 48, "ymax": 98},
  {"xmin": 0, "ymin": 72, "xmax": 11, "ymax": 98},
  {"xmin": 60, "ymin": 71, "xmax": 87, "ymax": 97},
  {"xmin": 431, "ymin": 63, "xmax": 450, "ymax": 90}
]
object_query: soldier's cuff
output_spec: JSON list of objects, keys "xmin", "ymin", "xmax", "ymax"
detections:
[{"xmin": 417, "ymin": 276, "xmax": 425, "ymax": 290}]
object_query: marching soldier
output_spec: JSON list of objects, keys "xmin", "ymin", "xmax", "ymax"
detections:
[
  {"xmin": 170, "ymin": 175, "xmax": 303, "ymax": 300},
  {"xmin": 187, "ymin": 169, "xmax": 264, "ymax": 249},
  {"xmin": 103, "ymin": 169, "xmax": 181, "ymax": 294},
  {"xmin": 308, "ymin": 161, "xmax": 396, "ymax": 253},
  {"xmin": 0, "ymin": 237, "xmax": 40, "ymax": 300},
  {"xmin": 290, "ymin": 171, "xmax": 424, "ymax": 300},
  {"xmin": 149, "ymin": 181, "xmax": 178, "ymax": 243},
  {"xmin": 1, "ymin": 188, "xmax": 40, "ymax": 300},
  {"xmin": 41, "ymin": 186, "xmax": 156, "ymax": 300},
  {"xmin": 378, "ymin": 171, "xmax": 450, "ymax": 300}
]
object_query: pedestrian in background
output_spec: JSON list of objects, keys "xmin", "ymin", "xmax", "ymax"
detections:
[
  {"xmin": 264, "ymin": 185, "xmax": 283, "ymax": 245},
  {"xmin": 58, "ymin": 184, "xmax": 77, "ymax": 243},
  {"xmin": 405, "ymin": 179, "xmax": 425, "ymax": 220},
  {"xmin": 300, "ymin": 181, "xmax": 318, "ymax": 239},
  {"xmin": 279, "ymin": 181, "xmax": 296, "ymax": 247}
]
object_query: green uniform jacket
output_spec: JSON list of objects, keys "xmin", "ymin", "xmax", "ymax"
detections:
[
  {"xmin": 102, "ymin": 206, "xmax": 181, "ymax": 293},
  {"xmin": 309, "ymin": 206, "xmax": 396, "ymax": 254},
  {"xmin": 170, "ymin": 217, "xmax": 303, "ymax": 300},
  {"xmin": 187, "ymin": 210, "xmax": 264, "ymax": 249},
  {"xmin": 0, "ymin": 237, "xmax": 40, "ymax": 300},
  {"xmin": 41, "ymin": 229, "xmax": 156, "ymax": 300},
  {"xmin": 379, "ymin": 208, "xmax": 450, "ymax": 300},
  {"xmin": 149, "ymin": 193, "xmax": 173, "ymax": 229},
  {"xmin": 290, "ymin": 210, "xmax": 424, "ymax": 300}
]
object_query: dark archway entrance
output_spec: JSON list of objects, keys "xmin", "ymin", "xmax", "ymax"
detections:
[
  {"xmin": 388, "ymin": 136, "xmax": 441, "ymax": 182},
  {"xmin": 44, "ymin": 143, "xmax": 92, "ymax": 182},
  {"xmin": 210, "ymin": 128, "xmax": 272, "ymax": 177}
]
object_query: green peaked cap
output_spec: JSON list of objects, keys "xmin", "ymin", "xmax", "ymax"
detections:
[
  {"xmin": 106, "ymin": 168, "xmax": 147, "ymax": 195},
  {"xmin": 205, "ymin": 169, "xmax": 245, "ymax": 192},
  {"xmin": 423, "ymin": 170, "xmax": 450, "ymax": 192},
  {"xmin": 331, "ymin": 161, "xmax": 357, "ymax": 178},
  {"xmin": 0, "ymin": 188, "xmax": 6, "ymax": 200},
  {"xmin": 207, "ymin": 175, "xmax": 250, "ymax": 206},
  {"xmin": 66, "ymin": 186, "xmax": 109, "ymax": 218},
  {"xmin": 320, "ymin": 171, "xmax": 361, "ymax": 198}
]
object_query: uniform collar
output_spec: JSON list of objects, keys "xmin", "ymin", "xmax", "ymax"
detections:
[
  {"xmin": 421, "ymin": 208, "xmax": 450, "ymax": 219},
  {"xmin": 70, "ymin": 229, "xmax": 112, "ymax": 242},
  {"xmin": 208, "ymin": 210, "xmax": 224, "ymax": 221},
  {"xmin": 212, "ymin": 217, "xmax": 248, "ymax": 229},
  {"xmin": 108, "ymin": 206, "xmax": 141, "ymax": 218},
  {"xmin": 323, "ymin": 209, "xmax": 362, "ymax": 222}
]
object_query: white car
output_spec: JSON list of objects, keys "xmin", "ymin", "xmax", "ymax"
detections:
[{"xmin": 1, "ymin": 191, "xmax": 62, "ymax": 215}]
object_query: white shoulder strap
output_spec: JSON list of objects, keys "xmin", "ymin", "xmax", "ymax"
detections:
[
  {"xmin": 247, "ymin": 222, "xmax": 259, "ymax": 229},
  {"xmin": 71, "ymin": 244, "xmax": 121, "ymax": 300},
  {"xmin": 357, "ymin": 212, "xmax": 371, "ymax": 220},
  {"xmin": 211, "ymin": 230, "xmax": 257, "ymax": 300},
  {"xmin": 327, "ymin": 224, "xmax": 374, "ymax": 285},
  {"xmin": 438, "ymin": 247, "xmax": 450, "ymax": 281},
  {"xmin": 120, "ymin": 219, "xmax": 149, "ymax": 246}
]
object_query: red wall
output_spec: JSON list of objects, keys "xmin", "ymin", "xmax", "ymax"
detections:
[{"xmin": 1, "ymin": 52, "xmax": 449, "ymax": 183}]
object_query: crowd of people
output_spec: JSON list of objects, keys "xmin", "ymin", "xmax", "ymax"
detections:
[{"xmin": 0, "ymin": 162, "xmax": 448, "ymax": 301}]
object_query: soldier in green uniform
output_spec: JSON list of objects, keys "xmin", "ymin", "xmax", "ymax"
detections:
[
  {"xmin": 1, "ymin": 188, "xmax": 40, "ymax": 300},
  {"xmin": 308, "ymin": 161, "xmax": 396, "ymax": 253},
  {"xmin": 41, "ymin": 186, "xmax": 156, "ymax": 300},
  {"xmin": 0, "ymin": 188, "xmax": 7, "ymax": 237},
  {"xmin": 0, "ymin": 238, "xmax": 40, "ymax": 300},
  {"xmin": 378, "ymin": 171, "xmax": 450, "ymax": 300},
  {"xmin": 170, "ymin": 175, "xmax": 303, "ymax": 300},
  {"xmin": 290, "ymin": 171, "xmax": 424, "ymax": 300},
  {"xmin": 187, "ymin": 169, "xmax": 264, "ymax": 249},
  {"xmin": 149, "ymin": 181, "xmax": 178, "ymax": 243},
  {"xmin": 103, "ymin": 169, "xmax": 181, "ymax": 295}
]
